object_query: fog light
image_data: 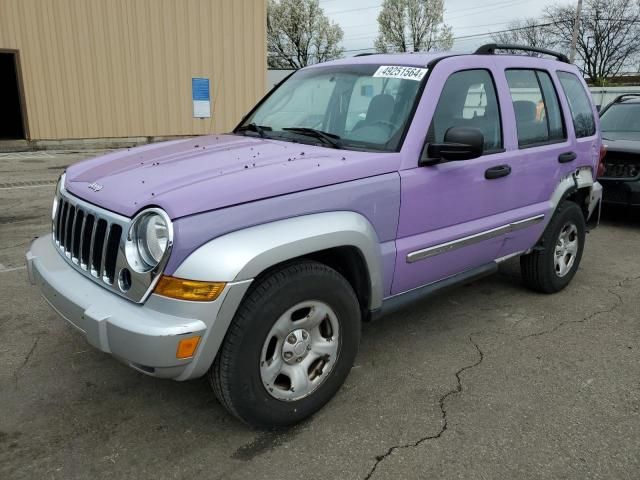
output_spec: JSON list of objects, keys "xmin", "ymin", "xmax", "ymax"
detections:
[
  {"xmin": 176, "ymin": 336, "xmax": 201, "ymax": 359},
  {"xmin": 154, "ymin": 275, "xmax": 225, "ymax": 301}
]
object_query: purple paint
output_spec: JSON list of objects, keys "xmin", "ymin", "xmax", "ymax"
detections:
[
  {"xmin": 62, "ymin": 52, "xmax": 601, "ymax": 299},
  {"xmin": 166, "ymin": 174, "xmax": 401, "ymax": 295},
  {"xmin": 65, "ymin": 135, "xmax": 400, "ymax": 219}
]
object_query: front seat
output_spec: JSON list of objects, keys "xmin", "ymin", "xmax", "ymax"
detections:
[{"xmin": 353, "ymin": 94, "xmax": 395, "ymax": 131}]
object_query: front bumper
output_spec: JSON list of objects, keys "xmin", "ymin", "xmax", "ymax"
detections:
[
  {"xmin": 26, "ymin": 235, "xmax": 251, "ymax": 380},
  {"xmin": 599, "ymin": 178, "xmax": 640, "ymax": 207}
]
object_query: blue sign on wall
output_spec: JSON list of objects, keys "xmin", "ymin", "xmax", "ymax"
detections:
[{"xmin": 192, "ymin": 77, "xmax": 211, "ymax": 118}]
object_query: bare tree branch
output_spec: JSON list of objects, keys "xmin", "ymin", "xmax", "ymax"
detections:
[
  {"xmin": 491, "ymin": 18, "xmax": 556, "ymax": 55},
  {"xmin": 375, "ymin": 0, "xmax": 453, "ymax": 53},
  {"xmin": 267, "ymin": 0, "xmax": 344, "ymax": 69},
  {"xmin": 544, "ymin": 0, "xmax": 640, "ymax": 85}
]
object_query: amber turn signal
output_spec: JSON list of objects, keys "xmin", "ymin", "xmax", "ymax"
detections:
[
  {"xmin": 176, "ymin": 336, "xmax": 201, "ymax": 359},
  {"xmin": 154, "ymin": 275, "xmax": 225, "ymax": 301}
]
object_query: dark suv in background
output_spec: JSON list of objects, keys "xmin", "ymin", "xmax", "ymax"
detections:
[{"xmin": 599, "ymin": 94, "xmax": 640, "ymax": 207}]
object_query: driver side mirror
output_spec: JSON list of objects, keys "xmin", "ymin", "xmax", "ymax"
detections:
[{"xmin": 419, "ymin": 126, "xmax": 484, "ymax": 166}]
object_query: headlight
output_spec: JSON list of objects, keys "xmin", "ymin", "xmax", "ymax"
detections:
[{"xmin": 125, "ymin": 209, "xmax": 172, "ymax": 272}]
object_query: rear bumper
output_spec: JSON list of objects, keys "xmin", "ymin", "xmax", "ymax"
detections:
[
  {"xmin": 599, "ymin": 178, "xmax": 640, "ymax": 206},
  {"xmin": 26, "ymin": 234, "xmax": 251, "ymax": 380}
]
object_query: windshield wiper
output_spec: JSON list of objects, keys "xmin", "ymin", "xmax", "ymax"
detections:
[
  {"xmin": 282, "ymin": 127, "xmax": 342, "ymax": 148},
  {"xmin": 236, "ymin": 123, "xmax": 271, "ymax": 138}
]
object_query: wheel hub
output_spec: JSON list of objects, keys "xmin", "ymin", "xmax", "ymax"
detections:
[
  {"xmin": 260, "ymin": 301, "xmax": 340, "ymax": 401},
  {"xmin": 282, "ymin": 329, "xmax": 311, "ymax": 364},
  {"xmin": 554, "ymin": 222, "xmax": 579, "ymax": 277}
]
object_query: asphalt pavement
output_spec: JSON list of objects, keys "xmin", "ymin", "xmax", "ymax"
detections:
[{"xmin": 0, "ymin": 150, "xmax": 638, "ymax": 479}]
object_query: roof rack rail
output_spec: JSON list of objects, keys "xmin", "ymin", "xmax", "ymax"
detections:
[
  {"xmin": 354, "ymin": 52, "xmax": 377, "ymax": 57},
  {"xmin": 613, "ymin": 93, "xmax": 640, "ymax": 103},
  {"xmin": 475, "ymin": 43, "xmax": 570, "ymax": 64}
]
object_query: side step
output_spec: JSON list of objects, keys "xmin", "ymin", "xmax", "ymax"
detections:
[{"xmin": 369, "ymin": 262, "xmax": 499, "ymax": 321}]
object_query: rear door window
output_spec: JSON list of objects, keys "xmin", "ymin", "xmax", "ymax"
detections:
[
  {"xmin": 505, "ymin": 69, "xmax": 566, "ymax": 147},
  {"xmin": 557, "ymin": 71, "xmax": 596, "ymax": 138}
]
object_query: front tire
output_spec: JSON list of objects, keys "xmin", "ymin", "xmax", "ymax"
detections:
[
  {"xmin": 210, "ymin": 261, "xmax": 361, "ymax": 428},
  {"xmin": 520, "ymin": 201, "xmax": 586, "ymax": 293}
]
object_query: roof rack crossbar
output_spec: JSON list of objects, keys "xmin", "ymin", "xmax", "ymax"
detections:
[{"xmin": 475, "ymin": 43, "xmax": 570, "ymax": 64}]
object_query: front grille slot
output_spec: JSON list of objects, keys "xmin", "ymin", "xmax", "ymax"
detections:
[
  {"xmin": 92, "ymin": 219, "xmax": 108, "ymax": 277},
  {"xmin": 104, "ymin": 224, "xmax": 122, "ymax": 283},
  {"xmin": 53, "ymin": 198, "xmax": 122, "ymax": 285},
  {"xmin": 603, "ymin": 151, "xmax": 640, "ymax": 179},
  {"xmin": 80, "ymin": 214, "xmax": 95, "ymax": 268},
  {"xmin": 71, "ymin": 210, "xmax": 84, "ymax": 261}
]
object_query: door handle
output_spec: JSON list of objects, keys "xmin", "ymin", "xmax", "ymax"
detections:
[
  {"xmin": 558, "ymin": 151, "xmax": 577, "ymax": 163},
  {"xmin": 485, "ymin": 164, "xmax": 512, "ymax": 179}
]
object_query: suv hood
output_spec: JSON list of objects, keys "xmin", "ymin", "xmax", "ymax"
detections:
[
  {"xmin": 65, "ymin": 135, "xmax": 401, "ymax": 219},
  {"xmin": 602, "ymin": 137, "xmax": 640, "ymax": 153}
]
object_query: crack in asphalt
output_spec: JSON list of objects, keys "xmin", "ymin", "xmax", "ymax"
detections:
[
  {"xmin": 363, "ymin": 275, "xmax": 640, "ymax": 480},
  {"xmin": 13, "ymin": 336, "xmax": 40, "ymax": 389},
  {"xmin": 364, "ymin": 333, "xmax": 484, "ymax": 480},
  {"xmin": 519, "ymin": 275, "xmax": 638, "ymax": 340}
]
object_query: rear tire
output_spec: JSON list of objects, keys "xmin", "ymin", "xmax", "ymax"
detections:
[
  {"xmin": 209, "ymin": 260, "xmax": 361, "ymax": 428},
  {"xmin": 520, "ymin": 201, "xmax": 586, "ymax": 293}
]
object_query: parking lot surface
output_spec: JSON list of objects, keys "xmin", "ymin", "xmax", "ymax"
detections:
[{"xmin": 1, "ymin": 150, "xmax": 639, "ymax": 480}]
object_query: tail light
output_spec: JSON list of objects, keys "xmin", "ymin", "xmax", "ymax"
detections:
[{"xmin": 597, "ymin": 144, "xmax": 607, "ymax": 178}]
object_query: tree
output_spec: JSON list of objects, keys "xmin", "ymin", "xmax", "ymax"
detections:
[
  {"xmin": 544, "ymin": 0, "xmax": 640, "ymax": 85},
  {"xmin": 491, "ymin": 18, "xmax": 556, "ymax": 55},
  {"xmin": 375, "ymin": 0, "xmax": 453, "ymax": 53},
  {"xmin": 267, "ymin": 0, "xmax": 344, "ymax": 69}
]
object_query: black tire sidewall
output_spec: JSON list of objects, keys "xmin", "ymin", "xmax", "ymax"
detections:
[{"xmin": 221, "ymin": 263, "xmax": 360, "ymax": 427}]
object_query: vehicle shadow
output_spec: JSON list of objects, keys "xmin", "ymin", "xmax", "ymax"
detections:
[{"xmin": 600, "ymin": 204, "xmax": 640, "ymax": 229}]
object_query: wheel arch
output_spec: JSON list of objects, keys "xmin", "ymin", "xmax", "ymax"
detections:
[
  {"xmin": 548, "ymin": 166, "xmax": 600, "ymax": 225},
  {"xmin": 173, "ymin": 211, "xmax": 385, "ymax": 310}
]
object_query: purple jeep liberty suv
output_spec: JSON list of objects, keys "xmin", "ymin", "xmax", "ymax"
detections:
[{"xmin": 27, "ymin": 44, "xmax": 604, "ymax": 427}]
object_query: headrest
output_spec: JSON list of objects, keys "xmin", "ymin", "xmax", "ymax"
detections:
[
  {"xmin": 366, "ymin": 94, "xmax": 395, "ymax": 122},
  {"xmin": 513, "ymin": 100, "xmax": 537, "ymax": 123}
]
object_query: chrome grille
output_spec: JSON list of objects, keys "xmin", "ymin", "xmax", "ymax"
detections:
[
  {"xmin": 53, "ymin": 197, "xmax": 123, "ymax": 284},
  {"xmin": 51, "ymin": 185, "xmax": 169, "ymax": 303}
]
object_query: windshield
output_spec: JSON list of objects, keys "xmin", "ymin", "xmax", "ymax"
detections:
[
  {"xmin": 236, "ymin": 64, "xmax": 427, "ymax": 152},
  {"xmin": 600, "ymin": 103, "xmax": 640, "ymax": 141}
]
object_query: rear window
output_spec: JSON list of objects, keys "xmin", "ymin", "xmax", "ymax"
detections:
[
  {"xmin": 506, "ymin": 69, "xmax": 566, "ymax": 148},
  {"xmin": 557, "ymin": 72, "xmax": 596, "ymax": 138},
  {"xmin": 601, "ymin": 104, "xmax": 640, "ymax": 132}
]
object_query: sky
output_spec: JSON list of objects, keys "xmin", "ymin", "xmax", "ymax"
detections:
[{"xmin": 319, "ymin": 0, "xmax": 572, "ymax": 55}]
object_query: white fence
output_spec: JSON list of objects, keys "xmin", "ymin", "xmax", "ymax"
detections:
[{"xmin": 589, "ymin": 86, "xmax": 640, "ymax": 109}]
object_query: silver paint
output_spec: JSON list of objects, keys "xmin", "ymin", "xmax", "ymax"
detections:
[
  {"xmin": 53, "ymin": 182, "xmax": 173, "ymax": 303},
  {"xmin": 27, "ymin": 234, "xmax": 252, "ymax": 381},
  {"xmin": 174, "ymin": 211, "xmax": 385, "ymax": 310},
  {"xmin": 406, "ymin": 214, "xmax": 545, "ymax": 264}
]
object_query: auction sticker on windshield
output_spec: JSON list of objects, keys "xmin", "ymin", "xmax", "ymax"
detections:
[{"xmin": 373, "ymin": 65, "xmax": 428, "ymax": 81}]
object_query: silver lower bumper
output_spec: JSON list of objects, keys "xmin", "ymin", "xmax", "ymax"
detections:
[{"xmin": 26, "ymin": 235, "xmax": 251, "ymax": 380}]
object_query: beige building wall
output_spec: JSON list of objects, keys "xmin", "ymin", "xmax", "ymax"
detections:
[{"xmin": 0, "ymin": 0, "xmax": 267, "ymax": 140}]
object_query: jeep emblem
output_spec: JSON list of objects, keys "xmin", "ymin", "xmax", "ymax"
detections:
[{"xmin": 88, "ymin": 182, "xmax": 103, "ymax": 192}]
